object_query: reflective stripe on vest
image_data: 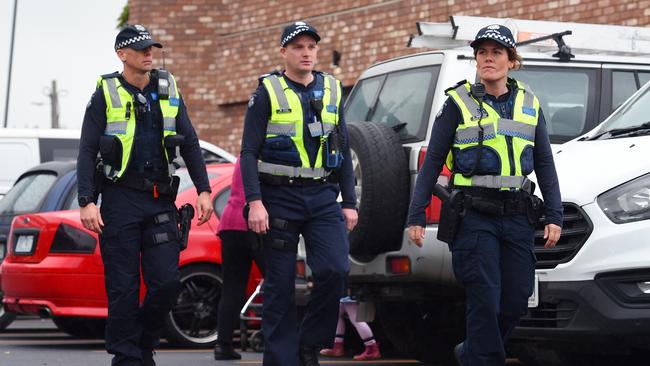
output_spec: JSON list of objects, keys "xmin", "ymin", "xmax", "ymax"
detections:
[
  {"xmin": 445, "ymin": 80, "xmax": 539, "ymax": 190},
  {"xmin": 259, "ymin": 73, "xmax": 341, "ymax": 177},
  {"xmin": 98, "ymin": 72, "xmax": 179, "ymax": 180},
  {"xmin": 258, "ymin": 161, "xmax": 329, "ymax": 178}
]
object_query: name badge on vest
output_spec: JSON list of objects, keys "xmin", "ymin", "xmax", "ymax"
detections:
[
  {"xmin": 522, "ymin": 106, "xmax": 536, "ymax": 117},
  {"xmin": 308, "ymin": 122, "xmax": 324, "ymax": 137}
]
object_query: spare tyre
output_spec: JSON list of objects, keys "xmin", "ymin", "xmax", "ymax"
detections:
[{"xmin": 347, "ymin": 121, "xmax": 409, "ymax": 257}]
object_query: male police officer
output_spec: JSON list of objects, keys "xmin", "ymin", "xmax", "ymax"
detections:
[
  {"xmin": 240, "ymin": 21, "xmax": 358, "ymax": 366},
  {"xmin": 77, "ymin": 24, "xmax": 213, "ymax": 366}
]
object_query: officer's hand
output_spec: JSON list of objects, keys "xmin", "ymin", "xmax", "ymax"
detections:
[
  {"xmin": 408, "ymin": 225, "xmax": 425, "ymax": 247},
  {"xmin": 80, "ymin": 203, "xmax": 104, "ymax": 234},
  {"xmin": 543, "ymin": 223, "xmax": 561, "ymax": 248},
  {"xmin": 248, "ymin": 200, "xmax": 269, "ymax": 234},
  {"xmin": 196, "ymin": 191, "xmax": 213, "ymax": 226},
  {"xmin": 342, "ymin": 208, "xmax": 358, "ymax": 232}
]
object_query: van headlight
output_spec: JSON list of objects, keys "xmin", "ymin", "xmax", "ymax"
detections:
[{"xmin": 597, "ymin": 173, "xmax": 650, "ymax": 224}]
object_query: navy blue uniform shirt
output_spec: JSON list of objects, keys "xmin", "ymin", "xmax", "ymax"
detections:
[
  {"xmin": 407, "ymin": 85, "xmax": 563, "ymax": 227},
  {"xmin": 240, "ymin": 72, "xmax": 357, "ymax": 209},
  {"xmin": 77, "ymin": 72, "xmax": 211, "ymax": 199}
]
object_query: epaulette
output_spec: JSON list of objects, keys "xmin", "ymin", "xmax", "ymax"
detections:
[
  {"xmin": 444, "ymin": 79, "xmax": 468, "ymax": 94},
  {"xmin": 100, "ymin": 71, "xmax": 121, "ymax": 80},
  {"xmin": 257, "ymin": 70, "xmax": 282, "ymax": 84}
]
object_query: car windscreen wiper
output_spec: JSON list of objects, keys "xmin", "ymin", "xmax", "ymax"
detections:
[{"xmin": 608, "ymin": 121, "xmax": 650, "ymax": 137}]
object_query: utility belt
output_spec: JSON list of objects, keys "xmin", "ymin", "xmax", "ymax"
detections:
[
  {"xmin": 433, "ymin": 184, "xmax": 544, "ymax": 245},
  {"xmin": 464, "ymin": 195, "xmax": 528, "ymax": 216},
  {"xmin": 107, "ymin": 172, "xmax": 180, "ymax": 199},
  {"xmin": 259, "ymin": 172, "xmax": 338, "ymax": 187}
]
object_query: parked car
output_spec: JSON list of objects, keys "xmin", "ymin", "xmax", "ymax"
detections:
[
  {"xmin": 1, "ymin": 162, "xmax": 263, "ymax": 347},
  {"xmin": 0, "ymin": 161, "xmax": 77, "ymax": 331},
  {"xmin": 330, "ymin": 16, "xmax": 650, "ymax": 364},
  {"xmin": 508, "ymin": 77, "xmax": 650, "ymax": 366}
]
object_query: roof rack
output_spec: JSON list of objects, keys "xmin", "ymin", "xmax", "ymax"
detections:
[{"xmin": 408, "ymin": 15, "xmax": 650, "ymax": 58}]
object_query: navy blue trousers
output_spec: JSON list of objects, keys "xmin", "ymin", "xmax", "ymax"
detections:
[
  {"xmin": 99, "ymin": 184, "xmax": 181, "ymax": 366},
  {"xmin": 451, "ymin": 209, "xmax": 536, "ymax": 366},
  {"xmin": 260, "ymin": 183, "xmax": 349, "ymax": 366}
]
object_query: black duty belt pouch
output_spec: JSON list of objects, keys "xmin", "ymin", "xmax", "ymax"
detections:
[
  {"xmin": 437, "ymin": 189, "xmax": 466, "ymax": 245},
  {"xmin": 169, "ymin": 175, "xmax": 181, "ymax": 200},
  {"xmin": 526, "ymin": 195, "xmax": 545, "ymax": 225},
  {"xmin": 176, "ymin": 204, "xmax": 195, "ymax": 251},
  {"xmin": 263, "ymin": 217, "xmax": 299, "ymax": 252},
  {"xmin": 99, "ymin": 135, "xmax": 122, "ymax": 170}
]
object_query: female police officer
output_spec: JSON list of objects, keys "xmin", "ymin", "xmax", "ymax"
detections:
[{"xmin": 407, "ymin": 24, "xmax": 562, "ymax": 366}]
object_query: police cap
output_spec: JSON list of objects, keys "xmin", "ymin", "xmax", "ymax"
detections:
[
  {"xmin": 470, "ymin": 24, "xmax": 516, "ymax": 49},
  {"xmin": 114, "ymin": 24, "xmax": 163, "ymax": 51},
  {"xmin": 280, "ymin": 21, "xmax": 320, "ymax": 47}
]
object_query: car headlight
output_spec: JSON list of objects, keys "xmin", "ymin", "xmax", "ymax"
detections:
[{"xmin": 597, "ymin": 173, "xmax": 650, "ymax": 224}]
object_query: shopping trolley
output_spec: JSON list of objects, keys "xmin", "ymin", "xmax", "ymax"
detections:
[{"xmin": 239, "ymin": 279, "xmax": 264, "ymax": 352}]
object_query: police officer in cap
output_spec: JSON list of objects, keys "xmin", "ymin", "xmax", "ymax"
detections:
[
  {"xmin": 407, "ymin": 24, "xmax": 562, "ymax": 366},
  {"xmin": 241, "ymin": 21, "xmax": 358, "ymax": 366},
  {"xmin": 77, "ymin": 24, "xmax": 213, "ymax": 366}
]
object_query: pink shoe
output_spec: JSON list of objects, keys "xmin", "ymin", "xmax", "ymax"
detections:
[
  {"xmin": 320, "ymin": 341, "xmax": 344, "ymax": 357},
  {"xmin": 353, "ymin": 343, "xmax": 381, "ymax": 361}
]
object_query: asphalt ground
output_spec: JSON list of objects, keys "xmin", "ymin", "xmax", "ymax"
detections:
[{"xmin": 0, "ymin": 317, "xmax": 430, "ymax": 366}]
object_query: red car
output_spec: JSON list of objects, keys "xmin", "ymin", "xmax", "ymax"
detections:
[{"xmin": 1, "ymin": 163, "xmax": 262, "ymax": 347}]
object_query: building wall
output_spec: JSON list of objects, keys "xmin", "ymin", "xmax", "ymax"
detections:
[{"xmin": 128, "ymin": 0, "xmax": 650, "ymax": 153}]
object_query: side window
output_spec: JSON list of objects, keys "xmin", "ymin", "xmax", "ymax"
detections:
[
  {"xmin": 369, "ymin": 66, "xmax": 439, "ymax": 141},
  {"xmin": 213, "ymin": 188, "xmax": 231, "ymax": 219},
  {"xmin": 612, "ymin": 71, "xmax": 637, "ymax": 111},
  {"xmin": 65, "ymin": 184, "xmax": 80, "ymax": 210},
  {"xmin": 511, "ymin": 67, "xmax": 595, "ymax": 143},
  {"xmin": 39, "ymin": 138, "xmax": 80, "ymax": 162},
  {"xmin": 0, "ymin": 173, "xmax": 57, "ymax": 214},
  {"xmin": 345, "ymin": 76, "xmax": 383, "ymax": 122},
  {"xmin": 639, "ymin": 72, "xmax": 650, "ymax": 87}
]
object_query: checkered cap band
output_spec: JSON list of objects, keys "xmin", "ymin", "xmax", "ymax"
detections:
[
  {"xmin": 115, "ymin": 34, "xmax": 153, "ymax": 50},
  {"xmin": 476, "ymin": 31, "xmax": 516, "ymax": 48},
  {"xmin": 280, "ymin": 22, "xmax": 320, "ymax": 47}
]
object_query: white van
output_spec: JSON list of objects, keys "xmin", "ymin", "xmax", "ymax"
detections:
[
  {"xmin": 0, "ymin": 129, "xmax": 80, "ymax": 198},
  {"xmin": 510, "ymin": 80, "xmax": 650, "ymax": 365}
]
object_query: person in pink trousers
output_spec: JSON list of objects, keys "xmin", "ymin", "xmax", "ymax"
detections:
[{"xmin": 319, "ymin": 296, "xmax": 381, "ymax": 360}]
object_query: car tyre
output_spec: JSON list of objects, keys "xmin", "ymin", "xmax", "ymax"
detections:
[
  {"xmin": 347, "ymin": 121, "xmax": 410, "ymax": 258},
  {"xmin": 164, "ymin": 263, "xmax": 222, "ymax": 348},
  {"xmin": 0, "ymin": 302, "xmax": 16, "ymax": 331}
]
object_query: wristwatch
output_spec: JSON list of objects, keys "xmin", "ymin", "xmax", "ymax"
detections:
[{"xmin": 78, "ymin": 196, "xmax": 93, "ymax": 208}]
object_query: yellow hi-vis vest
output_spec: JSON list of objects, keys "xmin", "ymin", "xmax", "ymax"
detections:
[
  {"xmin": 98, "ymin": 72, "xmax": 179, "ymax": 180},
  {"xmin": 445, "ymin": 80, "xmax": 539, "ymax": 190},
  {"xmin": 258, "ymin": 73, "xmax": 342, "ymax": 178}
]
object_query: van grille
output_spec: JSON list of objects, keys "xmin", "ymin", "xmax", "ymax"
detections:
[
  {"xmin": 518, "ymin": 300, "xmax": 578, "ymax": 328},
  {"xmin": 534, "ymin": 203, "xmax": 592, "ymax": 269}
]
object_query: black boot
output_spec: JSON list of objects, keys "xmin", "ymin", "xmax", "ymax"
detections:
[
  {"xmin": 214, "ymin": 342, "xmax": 242, "ymax": 360},
  {"xmin": 299, "ymin": 345, "xmax": 320, "ymax": 366},
  {"xmin": 142, "ymin": 350, "xmax": 156, "ymax": 366}
]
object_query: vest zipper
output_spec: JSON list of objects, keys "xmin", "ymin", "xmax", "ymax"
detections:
[{"xmin": 506, "ymin": 135, "xmax": 515, "ymax": 176}]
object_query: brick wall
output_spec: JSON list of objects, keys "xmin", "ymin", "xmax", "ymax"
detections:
[{"xmin": 128, "ymin": 0, "xmax": 650, "ymax": 154}]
